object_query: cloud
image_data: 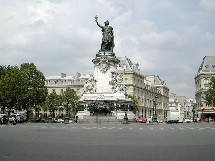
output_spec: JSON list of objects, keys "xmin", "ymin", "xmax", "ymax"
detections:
[
  {"xmin": 0, "ymin": 0, "xmax": 215, "ymax": 100},
  {"xmin": 199, "ymin": 0, "xmax": 215, "ymax": 10}
]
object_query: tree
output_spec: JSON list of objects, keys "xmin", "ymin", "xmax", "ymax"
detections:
[
  {"xmin": 63, "ymin": 88, "xmax": 79, "ymax": 117},
  {"xmin": 204, "ymin": 77, "xmax": 215, "ymax": 107},
  {"xmin": 46, "ymin": 91, "xmax": 62, "ymax": 118},
  {"xmin": 0, "ymin": 63, "xmax": 48, "ymax": 115},
  {"xmin": 128, "ymin": 95, "xmax": 139, "ymax": 114},
  {"xmin": 0, "ymin": 65, "xmax": 28, "ymax": 113},
  {"xmin": 20, "ymin": 63, "xmax": 48, "ymax": 111}
]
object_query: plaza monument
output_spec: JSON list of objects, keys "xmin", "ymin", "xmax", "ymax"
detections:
[{"xmin": 77, "ymin": 16, "xmax": 135, "ymax": 121}]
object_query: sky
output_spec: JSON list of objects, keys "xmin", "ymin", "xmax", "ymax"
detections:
[{"xmin": 0, "ymin": 0, "xmax": 215, "ymax": 100}]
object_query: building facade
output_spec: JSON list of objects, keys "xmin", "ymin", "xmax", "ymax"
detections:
[
  {"xmin": 195, "ymin": 56, "xmax": 215, "ymax": 121},
  {"xmin": 45, "ymin": 56, "xmax": 169, "ymax": 121}
]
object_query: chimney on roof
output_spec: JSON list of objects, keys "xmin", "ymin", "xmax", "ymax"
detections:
[{"xmin": 61, "ymin": 73, "xmax": 66, "ymax": 78}]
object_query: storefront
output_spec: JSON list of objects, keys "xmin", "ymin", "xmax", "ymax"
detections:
[{"xmin": 198, "ymin": 108, "xmax": 215, "ymax": 122}]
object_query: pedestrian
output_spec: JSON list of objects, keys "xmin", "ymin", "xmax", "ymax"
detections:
[{"xmin": 11, "ymin": 116, "xmax": 16, "ymax": 125}]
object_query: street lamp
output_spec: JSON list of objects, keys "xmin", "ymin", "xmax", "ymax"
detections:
[{"xmin": 152, "ymin": 95, "xmax": 158, "ymax": 123}]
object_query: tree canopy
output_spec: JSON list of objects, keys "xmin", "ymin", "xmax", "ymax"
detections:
[
  {"xmin": 63, "ymin": 87, "xmax": 79, "ymax": 115},
  {"xmin": 0, "ymin": 63, "xmax": 48, "ymax": 113},
  {"xmin": 204, "ymin": 77, "xmax": 215, "ymax": 107}
]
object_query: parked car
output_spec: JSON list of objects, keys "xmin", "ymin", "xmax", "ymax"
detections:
[
  {"xmin": 184, "ymin": 118, "xmax": 192, "ymax": 123},
  {"xmin": 137, "ymin": 117, "xmax": 147, "ymax": 123},
  {"xmin": 0, "ymin": 114, "xmax": 9, "ymax": 124}
]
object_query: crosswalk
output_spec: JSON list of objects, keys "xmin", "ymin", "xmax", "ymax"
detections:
[{"xmin": 1, "ymin": 124, "xmax": 215, "ymax": 132}]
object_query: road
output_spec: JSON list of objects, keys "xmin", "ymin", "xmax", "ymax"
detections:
[{"xmin": 0, "ymin": 122, "xmax": 215, "ymax": 161}]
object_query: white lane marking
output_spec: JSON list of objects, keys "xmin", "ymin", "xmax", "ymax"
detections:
[
  {"xmin": 199, "ymin": 128, "xmax": 205, "ymax": 131},
  {"xmin": 108, "ymin": 127, "xmax": 115, "ymax": 129},
  {"xmin": 179, "ymin": 127, "xmax": 185, "ymax": 130},
  {"xmin": 187, "ymin": 127, "xmax": 195, "ymax": 130},
  {"xmin": 169, "ymin": 127, "xmax": 175, "ymax": 130},
  {"xmin": 82, "ymin": 127, "xmax": 92, "ymax": 129}
]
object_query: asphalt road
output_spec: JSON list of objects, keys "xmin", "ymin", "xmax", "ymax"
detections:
[{"xmin": 0, "ymin": 122, "xmax": 215, "ymax": 161}]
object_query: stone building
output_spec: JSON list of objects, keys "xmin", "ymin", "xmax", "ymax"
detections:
[
  {"xmin": 45, "ymin": 56, "xmax": 169, "ymax": 121},
  {"xmin": 194, "ymin": 56, "xmax": 215, "ymax": 121}
]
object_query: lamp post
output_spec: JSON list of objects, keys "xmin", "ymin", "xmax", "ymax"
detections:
[{"xmin": 152, "ymin": 95, "xmax": 158, "ymax": 123}]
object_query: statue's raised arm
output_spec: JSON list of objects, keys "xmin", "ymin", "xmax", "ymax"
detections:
[
  {"xmin": 94, "ymin": 15, "xmax": 115, "ymax": 52},
  {"xmin": 94, "ymin": 15, "xmax": 102, "ymax": 28}
]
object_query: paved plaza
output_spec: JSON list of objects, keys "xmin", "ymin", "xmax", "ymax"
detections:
[{"xmin": 0, "ymin": 123, "xmax": 215, "ymax": 161}]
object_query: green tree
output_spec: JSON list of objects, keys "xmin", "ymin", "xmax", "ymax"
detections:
[
  {"xmin": 128, "ymin": 95, "xmax": 139, "ymax": 114},
  {"xmin": 63, "ymin": 87, "xmax": 79, "ymax": 117},
  {"xmin": 0, "ymin": 65, "xmax": 28, "ymax": 113},
  {"xmin": 0, "ymin": 63, "xmax": 48, "ymax": 115},
  {"xmin": 46, "ymin": 91, "xmax": 62, "ymax": 118},
  {"xmin": 20, "ymin": 63, "xmax": 48, "ymax": 111},
  {"xmin": 204, "ymin": 77, "xmax": 215, "ymax": 107}
]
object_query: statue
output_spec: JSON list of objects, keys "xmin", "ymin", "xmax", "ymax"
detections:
[{"xmin": 95, "ymin": 15, "xmax": 114, "ymax": 52}]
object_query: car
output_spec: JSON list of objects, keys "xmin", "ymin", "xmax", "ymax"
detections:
[
  {"xmin": 184, "ymin": 118, "xmax": 192, "ymax": 123},
  {"xmin": 137, "ymin": 117, "xmax": 147, "ymax": 123},
  {"xmin": 0, "ymin": 114, "xmax": 9, "ymax": 124}
]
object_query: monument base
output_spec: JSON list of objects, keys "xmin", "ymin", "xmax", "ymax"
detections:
[{"xmin": 77, "ymin": 92, "xmax": 135, "ymax": 120}]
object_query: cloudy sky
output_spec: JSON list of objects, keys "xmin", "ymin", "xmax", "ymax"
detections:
[{"xmin": 1, "ymin": 0, "xmax": 215, "ymax": 99}]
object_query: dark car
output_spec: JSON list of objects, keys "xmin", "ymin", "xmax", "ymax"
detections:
[{"xmin": 0, "ymin": 114, "xmax": 9, "ymax": 125}]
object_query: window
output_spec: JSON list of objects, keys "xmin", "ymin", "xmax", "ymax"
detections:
[{"xmin": 203, "ymin": 78, "xmax": 209, "ymax": 87}]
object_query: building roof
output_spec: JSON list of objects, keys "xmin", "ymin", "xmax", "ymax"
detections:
[{"xmin": 197, "ymin": 56, "xmax": 215, "ymax": 74}]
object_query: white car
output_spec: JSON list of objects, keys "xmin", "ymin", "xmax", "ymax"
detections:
[{"xmin": 184, "ymin": 118, "xmax": 192, "ymax": 123}]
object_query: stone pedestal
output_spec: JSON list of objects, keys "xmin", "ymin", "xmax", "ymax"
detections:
[{"xmin": 92, "ymin": 52, "xmax": 119, "ymax": 93}]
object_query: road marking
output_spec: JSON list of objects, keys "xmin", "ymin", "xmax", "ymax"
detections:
[
  {"xmin": 169, "ymin": 127, "xmax": 175, "ymax": 130},
  {"xmin": 139, "ymin": 128, "xmax": 143, "ymax": 130},
  {"xmin": 160, "ymin": 127, "xmax": 164, "ymax": 130},
  {"xmin": 71, "ymin": 127, "xmax": 77, "ymax": 129},
  {"xmin": 21, "ymin": 125, "xmax": 28, "ymax": 128},
  {"xmin": 129, "ymin": 128, "xmax": 133, "ymax": 130},
  {"xmin": 41, "ymin": 126, "xmax": 47, "ymax": 129},
  {"xmin": 108, "ymin": 127, "xmax": 115, "ymax": 129},
  {"xmin": 179, "ymin": 127, "xmax": 185, "ymax": 130},
  {"xmin": 149, "ymin": 127, "xmax": 154, "ymax": 130},
  {"xmin": 52, "ymin": 126, "xmax": 56, "ymax": 129},
  {"xmin": 82, "ymin": 127, "xmax": 92, "ymax": 129},
  {"xmin": 187, "ymin": 127, "xmax": 195, "ymax": 130},
  {"xmin": 199, "ymin": 128, "xmax": 205, "ymax": 131}
]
